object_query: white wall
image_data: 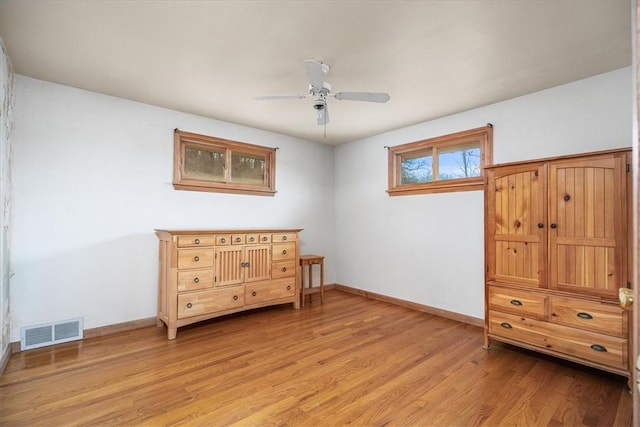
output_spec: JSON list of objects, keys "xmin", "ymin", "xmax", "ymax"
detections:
[
  {"xmin": 334, "ymin": 67, "xmax": 633, "ymax": 320},
  {"xmin": 0, "ymin": 39, "xmax": 13, "ymax": 358},
  {"xmin": 10, "ymin": 75, "xmax": 335, "ymax": 341}
]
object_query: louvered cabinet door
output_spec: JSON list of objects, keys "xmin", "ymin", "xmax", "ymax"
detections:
[
  {"xmin": 244, "ymin": 244, "xmax": 271, "ymax": 283},
  {"xmin": 486, "ymin": 163, "xmax": 546, "ymax": 288},
  {"xmin": 548, "ymin": 153, "xmax": 627, "ymax": 298},
  {"xmin": 215, "ymin": 246, "xmax": 244, "ymax": 286}
]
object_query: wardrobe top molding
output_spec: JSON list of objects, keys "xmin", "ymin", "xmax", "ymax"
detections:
[{"xmin": 485, "ymin": 147, "xmax": 631, "ymax": 170}]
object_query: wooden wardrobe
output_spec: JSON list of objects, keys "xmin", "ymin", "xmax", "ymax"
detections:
[{"xmin": 484, "ymin": 148, "xmax": 632, "ymax": 379}]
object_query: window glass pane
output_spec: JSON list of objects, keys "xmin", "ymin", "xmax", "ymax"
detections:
[
  {"xmin": 231, "ymin": 151, "xmax": 266, "ymax": 185},
  {"xmin": 400, "ymin": 150, "xmax": 432, "ymax": 184},
  {"xmin": 437, "ymin": 141, "xmax": 481, "ymax": 180},
  {"xmin": 183, "ymin": 145, "xmax": 226, "ymax": 182}
]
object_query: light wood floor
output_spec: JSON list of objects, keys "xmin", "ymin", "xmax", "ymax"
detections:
[{"xmin": 0, "ymin": 290, "xmax": 633, "ymax": 426}]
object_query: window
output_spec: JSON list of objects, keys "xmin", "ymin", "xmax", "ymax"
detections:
[
  {"xmin": 388, "ymin": 125, "xmax": 493, "ymax": 195},
  {"xmin": 173, "ymin": 129, "xmax": 276, "ymax": 196}
]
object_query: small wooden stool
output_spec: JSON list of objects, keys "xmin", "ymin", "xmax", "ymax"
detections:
[{"xmin": 300, "ymin": 255, "xmax": 324, "ymax": 307}]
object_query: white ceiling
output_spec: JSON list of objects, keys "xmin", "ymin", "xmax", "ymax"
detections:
[{"xmin": 0, "ymin": 1, "xmax": 632, "ymax": 145}]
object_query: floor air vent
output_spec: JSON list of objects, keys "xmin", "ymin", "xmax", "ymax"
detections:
[{"xmin": 21, "ymin": 318, "xmax": 84, "ymax": 350}]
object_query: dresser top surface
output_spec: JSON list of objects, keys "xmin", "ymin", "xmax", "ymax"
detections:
[{"xmin": 155, "ymin": 228, "xmax": 303, "ymax": 236}]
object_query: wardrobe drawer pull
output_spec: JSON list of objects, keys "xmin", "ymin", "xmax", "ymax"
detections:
[
  {"xmin": 500, "ymin": 322, "xmax": 512, "ymax": 329},
  {"xmin": 577, "ymin": 312, "xmax": 593, "ymax": 320},
  {"xmin": 510, "ymin": 300, "xmax": 522, "ymax": 306},
  {"xmin": 590, "ymin": 344, "xmax": 607, "ymax": 352}
]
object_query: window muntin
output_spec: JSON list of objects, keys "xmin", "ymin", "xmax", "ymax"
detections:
[
  {"xmin": 174, "ymin": 130, "xmax": 276, "ymax": 196},
  {"xmin": 388, "ymin": 125, "xmax": 492, "ymax": 195}
]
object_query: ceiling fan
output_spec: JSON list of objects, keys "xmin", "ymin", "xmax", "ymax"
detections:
[{"xmin": 255, "ymin": 59, "xmax": 390, "ymax": 127}]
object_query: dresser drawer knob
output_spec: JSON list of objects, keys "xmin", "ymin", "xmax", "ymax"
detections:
[
  {"xmin": 194, "ymin": 256, "xmax": 200, "ymax": 262},
  {"xmin": 537, "ymin": 223, "xmax": 544, "ymax": 228},
  {"xmin": 286, "ymin": 285, "xmax": 291, "ymax": 291},
  {"xmin": 550, "ymin": 223, "xmax": 557, "ymax": 229},
  {"xmin": 186, "ymin": 303, "xmax": 192, "ymax": 309},
  {"xmin": 221, "ymin": 238, "xmax": 226, "ymax": 243},
  {"xmin": 282, "ymin": 250, "xmax": 287, "ymax": 255},
  {"xmin": 262, "ymin": 236, "xmax": 268, "ymax": 241},
  {"xmin": 282, "ymin": 267, "xmax": 287, "ymax": 272},
  {"xmin": 194, "ymin": 239, "xmax": 200, "ymax": 244},
  {"xmin": 233, "ymin": 295, "xmax": 239, "ymax": 301},
  {"xmin": 590, "ymin": 344, "xmax": 607, "ymax": 352},
  {"xmin": 193, "ymin": 277, "xmax": 200, "ymax": 283},
  {"xmin": 282, "ymin": 236, "xmax": 287, "ymax": 241},
  {"xmin": 252, "ymin": 291, "xmax": 257, "ymax": 297},
  {"xmin": 250, "ymin": 237, "xmax": 255, "ymax": 242},
  {"xmin": 500, "ymin": 322, "xmax": 512, "ymax": 329},
  {"xmin": 577, "ymin": 312, "xmax": 593, "ymax": 320},
  {"xmin": 510, "ymin": 300, "xmax": 522, "ymax": 306},
  {"xmin": 236, "ymin": 237, "xmax": 241, "ymax": 243}
]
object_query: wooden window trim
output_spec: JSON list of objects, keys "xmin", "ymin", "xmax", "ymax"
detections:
[
  {"xmin": 173, "ymin": 129, "xmax": 276, "ymax": 196},
  {"xmin": 387, "ymin": 124, "xmax": 493, "ymax": 196}
]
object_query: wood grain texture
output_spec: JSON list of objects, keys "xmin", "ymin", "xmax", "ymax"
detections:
[{"xmin": 0, "ymin": 290, "xmax": 631, "ymax": 426}]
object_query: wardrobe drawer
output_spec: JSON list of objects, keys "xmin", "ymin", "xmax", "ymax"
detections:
[
  {"xmin": 177, "ymin": 235, "xmax": 215, "ymax": 248},
  {"xmin": 177, "ymin": 286, "xmax": 244, "ymax": 319},
  {"xmin": 489, "ymin": 311, "xmax": 627, "ymax": 370},
  {"xmin": 177, "ymin": 269, "xmax": 214, "ymax": 292},
  {"xmin": 488, "ymin": 286, "xmax": 547, "ymax": 320},
  {"xmin": 550, "ymin": 297, "xmax": 626, "ymax": 337},
  {"xmin": 177, "ymin": 248, "xmax": 214, "ymax": 270}
]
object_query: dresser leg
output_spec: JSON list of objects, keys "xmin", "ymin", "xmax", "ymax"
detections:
[
  {"xmin": 168, "ymin": 328, "xmax": 177, "ymax": 340},
  {"xmin": 482, "ymin": 335, "xmax": 490, "ymax": 350}
]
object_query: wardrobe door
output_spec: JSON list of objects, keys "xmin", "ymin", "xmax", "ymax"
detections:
[
  {"xmin": 548, "ymin": 153, "xmax": 627, "ymax": 298},
  {"xmin": 486, "ymin": 163, "xmax": 547, "ymax": 288}
]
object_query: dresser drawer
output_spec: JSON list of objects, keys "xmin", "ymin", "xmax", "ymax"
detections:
[
  {"xmin": 215, "ymin": 235, "xmax": 231, "ymax": 246},
  {"xmin": 272, "ymin": 242, "xmax": 296, "ymax": 261},
  {"xmin": 272, "ymin": 233, "xmax": 296, "ymax": 243},
  {"xmin": 488, "ymin": 286, "xmax": 547, "ymax": 320},
  {"xmin": 177, "ymin": 248, "xmax": 214, "ymax": 270},
  {"xmin": 550, "ymin": 297, "xmax": 626, "ymax": 337},
  {"xmin": 259, "ymin": 234, "xmax": 271, "ymax": 243},
  {"xmin": 177, "ymin": 235, "xmax": 215, "ymax": 248},
  {"xmin": 177, "ymin": 286, "xmax": 244, "ymax": 319},
  {"xmin": 231, "ymin": 234, "xmax": 246, "ymax": 245},
  {"xmin": 489, "ymin": 311, "xmax": 627, "ymax": 370},
  {"xmin": 177, "ymin": 269, "xmax": 214, "ymax": 292},
  {"xmin": 246, "ymin": 279, "xmax": 295, "ymax": 305},
  {"xmin": 272, "ymin": 260, "xmax": 296, "ymax": 279},
  {"xmin": 245, "ymin": 234, "xmax": 260, "ymax": 244}
]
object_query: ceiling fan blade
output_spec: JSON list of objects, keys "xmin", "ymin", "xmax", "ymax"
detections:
[
  {"xmin": 333, "ymin": 92, "xmax": 390, "ymax": 103},
  {"xmin": 304, "ymin": 59, "xmax": 329, "ymax": 89},
  {"xmin": 254, "ymin": 94, "xmax": 308, "ymax": 100},
  {"xmin": 316, "ymin": 106, "xmax": 329, "ymax": 126}
]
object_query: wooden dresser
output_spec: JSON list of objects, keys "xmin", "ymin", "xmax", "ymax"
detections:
[
  {"xmin": 155, "ymin": 228, "xmax": 302, "ymax": 339},
  {"xmin": 483, "ymin": 149, "xmax": 632, "ymax": 378}
]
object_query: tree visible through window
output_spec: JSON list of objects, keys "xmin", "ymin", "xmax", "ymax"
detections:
[{"xmin": 388, "ymin": 125, "xmax": 492, "ymax": 195}]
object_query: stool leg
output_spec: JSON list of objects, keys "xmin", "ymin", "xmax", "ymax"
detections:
[
  {"xmin": 309, "ymin": 264, "xmax": 313, "ymax": 303},
  {"xmin": 301, "ymin": 263, "xmax": 306, "ymax": 307},
  {"xmin": 320, "ymin": 261, "xmax": 324, "ymax": 304}
]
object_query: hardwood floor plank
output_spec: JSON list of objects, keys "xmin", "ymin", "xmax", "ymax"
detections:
[{"xmin": 0, "ymin": 290, "xmax": 632, "ymax": 426}]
